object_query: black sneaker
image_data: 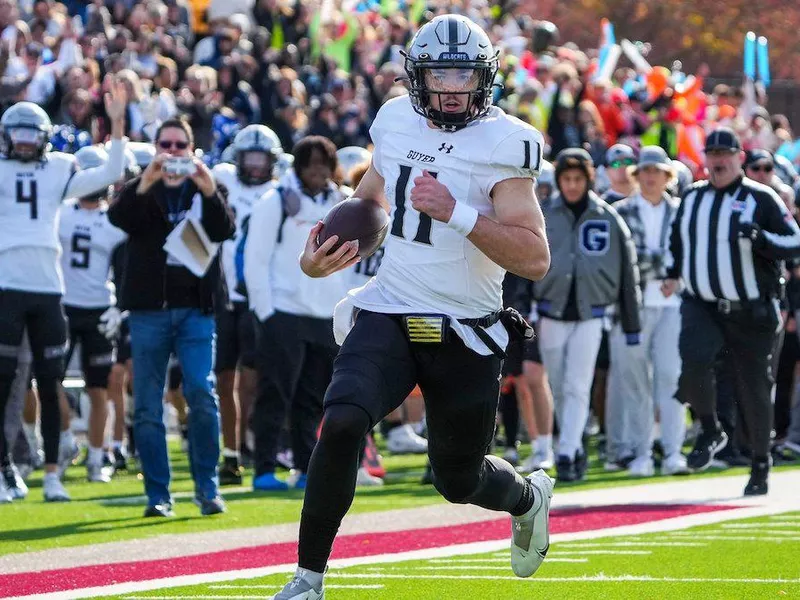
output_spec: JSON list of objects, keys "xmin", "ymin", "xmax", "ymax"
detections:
[
  {"xmin": 574, "ymin": 452, "xmax": 588, "ymax": 481},
  {"xmin": 713, "ymin": 444, "xmax": 749, "ymax": 468},
  {"xmin": 144, "ymin": 503, "xmax": 175, "ymax": 518},
  {"xmin": 687, "ymin": 429, "xmax": 728, "ymax": 471},
  {"xmin": 197, "ymin": 496, "xmax": 227, "ymax": 516},
  {"xmin": 556, "ymin": 455, "xmax": 577, "ymax": 483},
  {"xmin": 744, "ymin": 460, "xmax": 770, "ymax": 496},
  {"xmin": 219, "ymin": 457, "xmax": 243, "ymax": 486},
  {"xmin": 113, "ymin": 448, "xmax": 128, "ymax": 471}
]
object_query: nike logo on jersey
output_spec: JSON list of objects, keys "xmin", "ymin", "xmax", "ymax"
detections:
[{"xmin": 406, "ymin": 150, "xmax": 436, "ymax": 164}]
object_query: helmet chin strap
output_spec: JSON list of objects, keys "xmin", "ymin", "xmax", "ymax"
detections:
[{"xmin": 427, "ymin": 108, "xmax": 469, "ymax": 131}]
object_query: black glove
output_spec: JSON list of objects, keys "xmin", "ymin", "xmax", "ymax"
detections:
[{"xmin": 738, "ymin": 222, "xmax": 765, "ymax": 248}]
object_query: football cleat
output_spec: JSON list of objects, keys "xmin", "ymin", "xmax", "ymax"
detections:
[{"xmin": 511, "ymin": 469, "xmax": 554, "ymax": 578}]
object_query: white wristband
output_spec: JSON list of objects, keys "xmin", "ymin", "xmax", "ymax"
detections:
[{"xmin": 447, "ymin": 202, "xmax": 479, "ymax": 237}]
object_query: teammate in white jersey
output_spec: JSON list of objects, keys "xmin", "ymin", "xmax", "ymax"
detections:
[
  {"xmin": 58, "ymin": 146, "xmax": 128, "ymax": 483},
  {"xmin": 211, "ymin": 124, "xmax": 281, "ymax": 485},
  {"xmin": 275, "ymin": 16, "xmax": 552, "ymax": 600},
  {"xmin": 0, "ymin": 81, "xmax": 128, "ymax": 503}
]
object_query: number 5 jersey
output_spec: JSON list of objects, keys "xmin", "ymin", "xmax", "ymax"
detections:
[
  {"xmin": 58, "ymin": 200, "xmax": 128, "ymax": 309},
  {"xmin": 347, "ymin": 95, "xmax": 544, "ymax": 355}
]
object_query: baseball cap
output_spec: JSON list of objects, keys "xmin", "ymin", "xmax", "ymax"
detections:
[
  {"xmin": 633, "ymin": 146, "xmax": 673, "ymax": 173},
  {"xmin": 704, "ymin": 127, "xmax": 741, "ymax": 152},
  {"xmin": 744, "ymin": 148, "xmax": 773, "ymax": 168},
  {"xmin": 606, "ymin": 143, "xmax": 636, "ymax": 166}
]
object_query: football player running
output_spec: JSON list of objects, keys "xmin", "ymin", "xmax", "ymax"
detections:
[
  {"xmin": 58, "ymin": 145, "xmax": 129, "ymax": 484},
  {"xmin": 275, "ymin": 15, "xmax": 552, "ymax": 599},
  {"xmin": 0, "ymin": 81, "xmax": 128, "ymax": 503},
  {"xmin": 211, "ymin": 124, "xmax": 282, "ymax": 484}
]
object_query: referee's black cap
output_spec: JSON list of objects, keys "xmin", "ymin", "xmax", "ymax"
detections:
[{"xmin": 705, "ymin": 127, "xmax": 741, "ymax": 152}]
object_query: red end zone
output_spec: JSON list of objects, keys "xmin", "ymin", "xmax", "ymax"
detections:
[{"xmin": 1, "ymin": 503, "xmax": 737, "ymax": 597}]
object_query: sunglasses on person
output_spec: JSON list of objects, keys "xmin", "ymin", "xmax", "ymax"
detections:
[
  {"xmin": 158, "ymin": 140, "xmax": 189, "ymax": 150},
  {"xmin": 609, "ymin": 158, "xmax": 636, "ymax": 168},
  {"xmin": 747, "ymin": 163, "xmax": 773, "ymax": 173}
]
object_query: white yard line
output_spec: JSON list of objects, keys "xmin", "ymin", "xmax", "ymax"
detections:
[{"xmin": 330, "ymin": 573, "xmax": 800, "ymax": 584}]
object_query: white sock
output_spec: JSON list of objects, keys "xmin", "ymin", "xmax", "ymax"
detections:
[
  {"xmin": 60, "ymin": 429, "xmax": 76, "ymax": 449},
  {"xmin": 23, "ymin": 422, "xmax": 39, "ymax": 450},
  {"xmin": 222, "ymin": 447, "xmax": 240, "ymax": 459},
  {"xmin": 43, "ymin": 471, "xmax": 59, "ymax": 481},
  {"xmin": 88, "ymin": 446, "xmax": 104, "ymax": 466},
  {"xmin": 536, "ymin": 435, "xmax": 552, "ymax": 455}
]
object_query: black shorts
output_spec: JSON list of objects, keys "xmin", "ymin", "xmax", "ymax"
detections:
[
  {"xmin": 0, "ymin": 289, "xmax": 68, "ymax": 381},
  {"xmin": 502, "ymin": 338, "xmax": 524, "ymax": 377},
  {"xmin": 116, "ymin": 320, "xmax": 132, "ymax": 365},
  {"xmin": 325, "ymin": 311, "xmax": 502, "ymax": 459},
  {"xmin": 64, "ymin": 305, "xmax": 115, "ymax": 388},
  {"xmin": 215, "ymin": 302, "xmax": 256, "ymax": 372}
]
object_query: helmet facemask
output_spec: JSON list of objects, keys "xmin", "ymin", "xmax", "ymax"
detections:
[
  {"xmin": 405, "ymin": 55, "xmax": 497, "ymax": 131},
  {"xmin": 4, "ymin": 127, "xmax": 48, "ymax": 162},
  {"xmin": 237, "ymin": 150, "xmax": 275, "ymax": 186}
]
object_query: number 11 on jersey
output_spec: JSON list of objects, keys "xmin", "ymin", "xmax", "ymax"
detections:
[{"xmin": 390, "ymin": 165, "xmax": 437, "ymax": 246}]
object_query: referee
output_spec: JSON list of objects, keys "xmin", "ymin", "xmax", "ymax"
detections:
[{"xmin": 663, "ymin": 127, "xmax": 800, "ymax": 496}]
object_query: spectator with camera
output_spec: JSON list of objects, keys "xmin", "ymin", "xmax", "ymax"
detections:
[{"xmin": 108, "ymin": 117, "xmax": 235, "ymax": 517}]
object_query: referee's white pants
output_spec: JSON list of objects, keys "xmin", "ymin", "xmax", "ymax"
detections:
[
  {"xmin": 607, "ymin": 306, "xmax": 685, "ymax": 461},
  {"xmin": 539, "ymin": 317, "xmax": 604, "ymax": 459}
]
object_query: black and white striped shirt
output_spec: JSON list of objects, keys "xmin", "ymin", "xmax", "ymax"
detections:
[{"xmin": 667, "ymin": 176, "xmax": 800, "ymax": 301}]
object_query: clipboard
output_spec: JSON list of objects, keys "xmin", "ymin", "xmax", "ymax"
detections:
[{"xmin": 163, "ymin": 215, "xmax": 220, "ymax": 277}]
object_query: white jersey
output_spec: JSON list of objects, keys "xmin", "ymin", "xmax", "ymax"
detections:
[
  {"xmin": 212, "ymin": 162, "xmax": 276, "ymax": 304},
  {"xmin": 0, "ymin": 140, "xmax": 127, "ymax": 294},
  {"xmin": 349, "ymin": 95, "xmax": 543, "ymax": 355},
  {"xmin": 58, "ymin": 200, "xmax": 127, "ymax": 309}
]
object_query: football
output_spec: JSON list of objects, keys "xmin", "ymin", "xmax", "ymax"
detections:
[{"xmin": 317, "ymin": 197, "xmax": 390, "ymax": 258}]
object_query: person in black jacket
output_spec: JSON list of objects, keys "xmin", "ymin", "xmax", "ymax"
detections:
[{"xmin": 108, "ymin": 117, "xmax": 235, "ymax": 518}]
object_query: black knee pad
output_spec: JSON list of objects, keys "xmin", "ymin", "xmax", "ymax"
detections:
[
  {"xmin": 429, "ymin": 457, "xmax": 484, "ymax": 505},
  {"xmin": 319, "ymin": 404, "xmax": 372, "ymax": 448}
]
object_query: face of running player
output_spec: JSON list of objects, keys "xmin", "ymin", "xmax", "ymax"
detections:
[
  {"xmin": 706, "ymin": 148, "xmax": 744, "ymax": 190},
  {"xmin": 297, "ymin": 148, "xmax": 332, "ymax": 196},
  {"xmin": 558, "ymin": 169, "xmax": 590, "ymax": 204},
  {"xmin": 637, "ymin": 165, "xmax": 672, "ymax": 199},
  {"xmin": 156, "ymin": 126, "xmax": 193, "ymax": 187},
  {"xmin": 240, "ymin": 151, "xmax": 272, "ymax": 184},
  {"xmin": 424, "ymin": 68, "xmax": 481, "ymax": 117}
]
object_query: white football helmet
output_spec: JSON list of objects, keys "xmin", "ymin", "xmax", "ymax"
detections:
[
  {"xmin": 336, "ymin": 146, "xmax": 372, "ymax": 186},
  {"xmin": 403, "ymin": 15, "xmax": 498, "ymax": 131},
  {"xmin": 1, "ymin": 101, "xmax": 53, "ymax": 161},
  {"xmin": 231, "ymin": 124, "xmax": 282, "ymax": 185}
]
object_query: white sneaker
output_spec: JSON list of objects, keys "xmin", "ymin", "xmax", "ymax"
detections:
[
  {"xmin": 511, "ymin": 469, "xmax": 554, "ymax": 578},
  {"xmin": 87, "ymin": 463, "xmax": 114, "ymax": 483},
  {"xmin": 3, "ymin": 464, "xmax": 28, "ymax": 499},
  {"xmin": 356, "ymin": 467, "xmax": 384, "ymax": 487},
  {"xmin": 273, "ymin": 568, "xmax": 324, "ymax": 599},
  {"xmin": 386, "ymin": 424, "xmax": 428, "ymax": 454},
  {"xmin": 0, "ymin": 477, "xmax": 12, "ymax": 504},
  {"xmin": 535, "ymin": 448, "xmax": 555, "ymax": 471},
  {"xmin": 43, "ymin": 474, "xmax": 70, "ymax": 502},
  {"xmin": 662, "ymin": 453, "xmax": 690, "ymax": 476},
  {"xmin": 627, "ymin": 456, "xmax": 655, "ymax": 477}
]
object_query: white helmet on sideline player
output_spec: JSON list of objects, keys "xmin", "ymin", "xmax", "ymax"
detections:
[
  {"xmin": 231, "ymin": 124, "xmax": 282, "ymax": 185},
  {"xmin": 336, "ymin": 146, "xmax": 372, "ymax": 186},
  {"xmin": 1, "ymin": 101, "xmax": 53, "ymax": 161}
]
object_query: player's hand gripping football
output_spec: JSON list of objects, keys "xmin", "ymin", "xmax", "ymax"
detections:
[
  {"xmin": 300, "ymin": 222, "xmax": 360, "ymax": 278},
  {"xmin": 410, "ymin": 170, "xmax": 457, "ymax": 222}
]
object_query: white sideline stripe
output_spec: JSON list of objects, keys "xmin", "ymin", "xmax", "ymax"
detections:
[
  {"xmin": 207, "ymin": 585, "xmax": 385, "ymax": 590},
  {"xmin": 666, "ymin": 534, "xmax": 800, "ymax": 542},
  {"xmin": 561, "ymin": 542, "xmax": 705, "ymax": 547},
  {"xmin": 668, "ymin": 530, "xmax": 800, "ymax": 538},
  {"xmin": 721, "ymin": 523, "xmax": 800, "ymax": 530},
  {"xmin": 331, "ymin": 573, "xmax": 800, "ymax": 584},
  {"xmin": 13, "ymin": 502, "xmax": 797, "ymax": 600}
]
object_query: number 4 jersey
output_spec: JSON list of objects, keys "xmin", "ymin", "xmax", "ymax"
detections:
[
  {"xmin": 349, "ymin": 95, "xmax": 543, "ymax": 351},
  {"xmin": 58, "ymin": 201, "xmax": 127, "ymax": 309}
]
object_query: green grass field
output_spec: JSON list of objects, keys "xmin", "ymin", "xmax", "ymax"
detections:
[
  {"xmin": 97, "ymin": 512, "xmax": 800, "ymax": 600},
  {"xmin": 3, "ymin": 438, "xmax": 797, "ymax": 558}
]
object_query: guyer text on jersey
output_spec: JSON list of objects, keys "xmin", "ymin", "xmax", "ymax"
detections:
[{"xmin": 406, "ymin": 150, "xmax": 436, "ymax": 164}]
